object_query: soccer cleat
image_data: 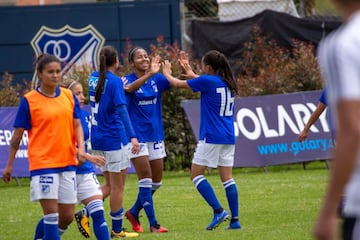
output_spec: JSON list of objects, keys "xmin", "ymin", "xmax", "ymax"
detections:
[
  {"xmin": 125, "ymin": 209, "xmax": 144, "ymax": 233},
  {"xmin": 111, "ymin": 229, "xmax": 139, "ymax": 238},
  {"xmin": 150, "ymin": 223, "xmax": 168, "ymax": 233},
  {"xmin": 74, "ymin": 209, "xmax": 91, "ymax": 238},
  {"xmin": 226, "ymin": 220, "xmax": 242, "ymax": 230},
  {"xmin": 206, "ymin": 210, "xmax": 230, "ymax": 230}
]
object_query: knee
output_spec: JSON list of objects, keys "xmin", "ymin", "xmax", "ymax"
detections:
[{"xmin": 59, "ymin": 213, "xmax": 74, "ymax": 228}]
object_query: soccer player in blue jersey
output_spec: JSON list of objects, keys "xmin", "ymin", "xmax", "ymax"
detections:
[
  {"xmin": 162, "ymin": 50, "xmax": 241, "ymax": 230},
  {"xmin": 298, "ymin": 87, "xmax": 328, "ymax": 142},
  {"xmin": 88, "ymin": 45, "xmax": 140, "ymax": 238},
  {"xmin": 59, "ymin": 80, "xmax": 109, "ymax": 240},
  {"xmin": 123, "ymin": 47, "xmax": 169, "ymax": 233},
  {"xmin": 312, "ymin": 1, "xmax": 360, "ymax": 239}
]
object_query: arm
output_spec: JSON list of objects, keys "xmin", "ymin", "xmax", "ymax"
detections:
[
  {"xmin": 313, "ymin": 100, "xmax": 360, "ymax": 239},
  {"xmin": 116, "ymin": 105, "xmax": 140, "ymax": 154},
  {"xmin": 162, "ymin": 60, "xmax": 190, "ymax": 89},
  {"xmin": 2, "ymin": 128, "xmax": 25, "ymax": 183},
  {"xmin": 178, "ymin": 51, "xmax": 198, "ymax": 79},
  {"xmin": 298, "ymin": 102, "xmax": 327, "ymax": 142},
  {"xmin": 74, "ymin": 118, "xmax": 86, "ymax": 163},
  {"xmin": 124, "ymin": 55, "xmax": 161, "ymax": 93}
]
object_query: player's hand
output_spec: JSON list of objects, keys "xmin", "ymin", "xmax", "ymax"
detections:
[
  {"xmin": 178, "ymin": 51, "xmax": 197, "ymax": 79},
  {"xmin": 162, "ymin": 60, "xmax": 172, "ymax": 76},
  {"xmin": 131, "ymin": 138, "xmax": 140, "ymax": 154},
  {"xmin": 149, "ymin": 55, "xmax": 161, "ymax": 75},
  {"xmin": 2, "ymin": 166, "xmax": 13, "ymax": 183},
  {"xmin": 298, "ymin": 130, "xmax": 308, "ymax": 142},
  {"xmin": 86, "ymin": 154, "xmax": 106, "ymax": 167},
  {"xmin": 312, "ymin": 211, "xmax": 337, "ymax": 240}
]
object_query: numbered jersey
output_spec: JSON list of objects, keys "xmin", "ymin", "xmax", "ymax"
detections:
[
  {"xmin": 88, "ymin": 71, "xmax": 128, "ymax": 151},
  {"xmin": 187, "ymin": 74, "xmax": 235, "ymax": 144}
]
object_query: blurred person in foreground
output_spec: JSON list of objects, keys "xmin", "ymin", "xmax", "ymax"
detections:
[{"xmin": 312, "ymin": 0, "xmax": 360, "ymax": 239}]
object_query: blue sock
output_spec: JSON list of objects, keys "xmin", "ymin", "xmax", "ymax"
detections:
[
  {"xmin": 139, "ymin": 178, "xmax": 157, "ymax": 226},
  {"xmin": 131, "ymin": 195, "xmax": 142, "ymax": 217},
  {"xmin": 43, "ymin": 213, "xmax": 60, "ymax": 240},
  {"xmin": 193, "ymin": 175, "xmax": 222, "ymax": 211},
  {"xmin": 88, "ymin": 200, "xmax": 110, "ymax": 240},
  {"xmin": 223, "ymin": 179, "xmax": 239, "ymax": 220},
  {"xmin": 34, "ymin": 218, "xmax": 44, "ymax": 240},
  {"xmin": 110, "ymin": 208, "xmax": 124, "ymax": 233}
]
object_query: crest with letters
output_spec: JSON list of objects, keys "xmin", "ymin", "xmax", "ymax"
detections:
[{"xmin": 31, "ymin": 24, "xmax": 105, "ymax": 87}]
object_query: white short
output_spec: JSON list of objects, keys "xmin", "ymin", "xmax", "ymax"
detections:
[
  {"xmin": 93, "ymin": 148, "xmax": 130, "ymax": 172},
  {"xmin": 192, "ymin": 141, "xmax": 235, "ymax": 168},
  {"xmin": 30, "ymin": 171, "xmax": 77, "ymax": 204},
  {"xmin": 128, "ymin": 141, "xmax": 166, "ymax": 161},
  {"xmin": 76, "ymin": 173, "xmax": 102, "ymax": 202}
]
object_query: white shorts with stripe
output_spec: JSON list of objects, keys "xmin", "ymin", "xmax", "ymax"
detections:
[
  {"xmin": 30, "ymin": 171, "xmax": 77, "ymax": 204},
  {"xmin": 192, "ymin": 140, "xmax": 235, "ymax": 168}
]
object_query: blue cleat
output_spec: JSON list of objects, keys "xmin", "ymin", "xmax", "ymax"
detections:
[
  {"xmin": 206, "ymin": 210, "xmax": 230, "ymax": 230},
  {"xmin": 226, "ymin": 220, "xmax": 241, "ymax": 230}
]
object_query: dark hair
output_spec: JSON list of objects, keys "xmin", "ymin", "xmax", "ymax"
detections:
[
  {"xmin": 202, "ymin": 50, "xmax": 238, "ymax": 95},
  {"xmin": 95, "ymin": 45, "xmax": 118, "ymax": 102},
  {"xmin": 127, "ymin": 46, "xmax": 144, "ymax": 63},
  {"xmin": 36, "ymin": 53, "xmax": 60, "ymax": 73}
]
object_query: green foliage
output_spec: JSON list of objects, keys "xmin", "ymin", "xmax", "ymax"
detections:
[
  {"xmin": 237, "ymin": 26, "xmax": 323, "ymax": 97},
  {"xmin": 0, "ymin": 72, "xmax": 31, "ymax": 107}
]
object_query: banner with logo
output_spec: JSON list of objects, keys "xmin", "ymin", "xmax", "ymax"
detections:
[
  {"xmin": 0, "ymin": 107, "xmax": 135, "ymax": 178},
  {"xmin": 181, "ymin": 90, "xmax": 333, "ymax": 167},
  {"xmin": 30, "ymin": 24, "xmax": 105, "ymax": 87}
]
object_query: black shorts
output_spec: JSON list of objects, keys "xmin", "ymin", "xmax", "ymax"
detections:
[{"xmin": 343, "ymin": 217, "xmax": 360, "ymax": 240}]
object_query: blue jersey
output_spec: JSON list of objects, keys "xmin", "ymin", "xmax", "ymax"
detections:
[
  {"xmin": 187, "ymin": 74, "xmax": 235, "ymax": 144},
  {"xmin": 319, "ymin": 87, "xmax": 327, "ymax": 106},
  {"xmin": 88, "ymin": 71, "xmax": 128, "ymax": 151},
  {"xmin": 125, "ymin": 72, "xmax": 170, "ymax": 142},
  {"xmin": 76, "ymin": 109, "xmax": 95, "ymax": 174}
]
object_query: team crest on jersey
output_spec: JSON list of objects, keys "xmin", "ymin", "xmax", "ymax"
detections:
[{"xmin": 31, "ymin": 24, "xmax": 105, "ymax": 87}]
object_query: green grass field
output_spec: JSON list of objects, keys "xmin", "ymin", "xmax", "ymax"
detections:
[{"xmin": 0, "ymin": 162, "xmax": 330, "ymax": 240}]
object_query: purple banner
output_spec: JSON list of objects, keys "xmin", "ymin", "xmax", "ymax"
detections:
[
  {"xmin": 0, "ymin": 107, "xmax": 135, "ymax": 178},
  {"xmin": 181, "ymin": 90, "xmax": 333, "ymax": 167}
]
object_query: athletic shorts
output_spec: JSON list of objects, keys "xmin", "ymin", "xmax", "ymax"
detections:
[
  {"xmin": 76, "ymin": 173, "xmax": 102, "ymax": 202},
  {"xmin": 93, "ymin": 148, "xmax": 130, "ymax": 172},
  {"xmin": 128, "ymin": 141, "xmax": 166, "ymax": 161},
  {"xmin": 343, "ymin": 217, "xmax": 360, "ymax": 240},
  {"xmin": 30, "ymin": 171, "xmax": 77, "ymax": 204},
  {"xmin": 192, "ymin": 141, "xmax": 235, "ymax": 168}
]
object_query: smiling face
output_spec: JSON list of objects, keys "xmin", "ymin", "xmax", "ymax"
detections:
[
  {"xmin": 70, "ymin": 83, "xmax": 85, "ymax": 107},
  {"xmin": 37, "ymin": 61, "xmax": 62, "ymax": 89},
  {"xmin": 130, "ymin": 48, "xmax": 150, "ymax": 72}
]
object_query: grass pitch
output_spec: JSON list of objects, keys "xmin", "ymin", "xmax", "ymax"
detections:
[{"xmin": 0, "ymin": 161, "xmax": 329, "ymax": 240}]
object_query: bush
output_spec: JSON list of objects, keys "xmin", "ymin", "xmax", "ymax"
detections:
[
  {"xmin": 237, "ymin": 26, "xmax": 323, "ymax": 96},
  {"xmin": 0, "ymin": 72, "xmax": 31, "ymax": 106}
]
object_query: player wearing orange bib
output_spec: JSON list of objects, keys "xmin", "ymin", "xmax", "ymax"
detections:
[{"xmin": 2, "ymin": 54, "xmax": 86, "ymax": 240}]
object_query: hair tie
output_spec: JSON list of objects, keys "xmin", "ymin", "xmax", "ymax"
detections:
[{"xmin": 67, "ymin": 81, "xmax": 78, "ymax": 89}]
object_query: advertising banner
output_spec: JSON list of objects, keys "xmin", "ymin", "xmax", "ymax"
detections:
[
  {"xmin": 181, "ymin": 90, "xmax": 333, "ymax": 167},
  {"xmin": 0, "ymin": 107, "xmax": 135, "ymax": 178}
]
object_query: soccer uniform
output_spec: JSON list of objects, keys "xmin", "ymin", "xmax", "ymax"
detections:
[
  {"xmin": 317, "ymin": 11, "xmax": 360, "ymax": 239},
  {"xmin": 125, "ymin": 72, "xmax": 170, "ymax": 160},
  {"xmin": 76, "ymin": 109, "xmax": 102, "ymax": 202},
  {"xmin": 187, "ymin": 74, "xmax": 236, "ymax": 168},
  {"xmin": 14, "ymin": 86, "xmax": 81, "ymax": 202},
  {"xmin": 88, "ymin": 71, "xmax": 135, "ymax": 172}
]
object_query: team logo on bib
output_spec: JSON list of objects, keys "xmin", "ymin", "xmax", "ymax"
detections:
[{"xmin": 31, "ymin": 24, "xmax": 105, "ymax": 87}]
